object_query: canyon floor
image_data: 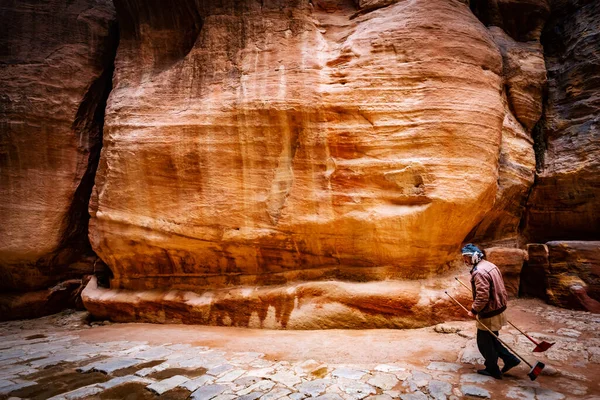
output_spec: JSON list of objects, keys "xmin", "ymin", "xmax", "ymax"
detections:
[{"xmin": 0, "ymin": 299, "xmax": 599, "ymax": 400}]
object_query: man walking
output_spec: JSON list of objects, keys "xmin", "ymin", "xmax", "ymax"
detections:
[{"xmin": 461, "ymin": 244, "xmax": 521, "ymax": 379}]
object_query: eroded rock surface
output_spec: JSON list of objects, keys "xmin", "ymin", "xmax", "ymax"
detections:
[
  {"xmin": 2, "ymin": 0, "xmax": 599, "ymax": 324},
  {"xmin": 90, "ymin": 0, "xmax": 505, "ymax": 310},
  {"xmin": 523, "ymin": 242, "xmax": 600, "ymax": 312},
  {"xmin": 0, "ymin": 0, "xmax": 118, "ymax": 311},
  {"xmin": 523, "ymin": 0, "xmax": 600, "ymax": 242}
]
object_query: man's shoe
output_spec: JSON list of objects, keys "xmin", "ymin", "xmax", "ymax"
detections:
[
  {"xmin": 501, "ymin": 359, "xmax": 521, "ymax": 374},
  {"xmin": 477, "ymin": 369, "xmax": 502, "ymax": 379}
]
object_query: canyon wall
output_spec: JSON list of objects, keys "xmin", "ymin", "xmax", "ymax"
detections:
[
  {"xmin": 519, "ymin": 0, "xmax": 600, "ymax": 310},
  {"xmin": 2, "ymin": 0, "xmax": 598, "ymax": 325},
  {"xmin": 0, "ymin": 0, "xmax": 117, "ymax": 319}
]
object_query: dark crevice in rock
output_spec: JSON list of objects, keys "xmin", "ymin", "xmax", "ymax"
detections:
[
  {"xmin": 62, "ymin": 22, "xmax": 119, "ymax": 258},
  {"xmin": 349, "ymin": 0, "xmax": 395, "ymax": 19},
  {"xmin": 519, "ymin": 0, "xmax": 600, "ymax": 243},
  {"xmin": 469, "ymin": 0, "xmax": 550, "ymax": 42},
  {"xmin": 530, "ymin": 99, "xmax": 547, "ymax": 173},
  {"xmin": 113, "ymin": 0, "xmax": 203, "ymax": 73},
  {"xmin": 53, "ymin": 20, "xmax": 119, "ymax": 269}
]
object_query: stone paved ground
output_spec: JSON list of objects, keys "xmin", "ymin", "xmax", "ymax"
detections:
[{"xmin": 0, "ymin": 299, "xmax": 599, "ymax": 400}]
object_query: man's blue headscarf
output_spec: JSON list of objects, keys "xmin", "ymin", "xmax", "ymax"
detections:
[{"xmin": 461, "ymin": 243, "xmax": 484, "ymax": 265}]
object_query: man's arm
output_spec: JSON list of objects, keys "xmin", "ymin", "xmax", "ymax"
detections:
[{"xmin": 471, "ymin": 272, "xmax": 490, "ymax": 315}]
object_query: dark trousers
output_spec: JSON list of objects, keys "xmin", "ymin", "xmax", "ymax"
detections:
[{"xmin": 476, "ymin": 329, "xmax": 519, "ymax": 374}]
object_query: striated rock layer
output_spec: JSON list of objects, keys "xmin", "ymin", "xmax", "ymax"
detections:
[
  {"xmin": 523, "ymin": 0, "xmax": 600, "ymax": 242},
  {"xmin": 0, "ymin": 0, "xmax": 117, "ymax": 318},
  {"xmin": 82, "ymin": 274, "xmax": 474, "ymax": 329},
  {"xmin": 90, "ymin": 0, "xmax": 505, "ymax": 301}
]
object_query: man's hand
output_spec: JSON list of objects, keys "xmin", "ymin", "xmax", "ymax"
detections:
[{"xmin": 468, "ymin": 311, "xmax": 474, "ymax": 318}]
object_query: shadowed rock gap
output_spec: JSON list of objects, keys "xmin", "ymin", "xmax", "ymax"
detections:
[
  {"xmin": 60, "ymin": 20, "xmax": 120, "ymax": 266},
  {"xmin": 0, "ymin": 5, "xmax": 120, "ymax": 321}
]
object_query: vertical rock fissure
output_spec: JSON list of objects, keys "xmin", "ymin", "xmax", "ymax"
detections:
[{"xmin": 58, "ymin": 21, "xmax": 120, "ymax": 267}]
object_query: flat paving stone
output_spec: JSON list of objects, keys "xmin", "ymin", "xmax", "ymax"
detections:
[
  {"xmin": 399, "ymin": 392, "xmax": 428, "ymax": 400},
  {"xmin": 246, "ymin": 367, "xmax": 275, "ymax": 378},
  {"xmin": 313, "ymin": 394, "xmax": 344, "ymax": 400},
  {"xmin": 460, "ymin": 373, "xmax": 494, "ymax": 384},
  {"xmin": 207, "ymin": 364, "xmax": 235, "ymax": 376},
  {"xmin": 505, "ymin": 386, "xmax": 536, "ymax": 400},
  {"xmin": 213, "ymin": 395, "xmax": 237, "ymax": 400},
  {"xmin": 87, "ymin": 358, "xmax": 144, "ymax": 374},
  {"xmin": 0, "ymin": 349, "xmax": 26, "ymax": 361},
  {"xmin": 232, "ymin": 375, "xmax": 262, "ymax": 390},
  {"xmin": 190, "ymin": 383, "xmax": 228, "ymax": 400},
  {"xmin": 338, "ymin": 378, "xmax": 376, "ymax": 399},
  {"xmin": 535, "ymin": 387, "xmax": 566, "ymax": 400},
  {"xmin": 262, "ymin": 387, "xmax": 292, "ymax": 400},
  {"xmin": 429, "ymin": 380, "xmax": 452, "ymax": 400},
  {"xmin": 134, "ymin": 346, "xmax": 173, "ymax": 360},
  {"xmin": 238, "ymin": 380, "xmax": 276, "ymax": 396},
  {"xmin": 147, "ymin": 375, "xmax": 190, "ymax": 395},
  {"xmin": 48, "ymin": 384, "xmax": 103, "ymax": 399},
  {"xmin": 181, "ymin": 374, "xmax": 215, "ymax": 391},
  {"xmin": 374, "ymin": 364, "xmax": 406, "ymax": 373},
  {"xmin": 460, "ymin": 385, "xmax": 490, "ymax": 398},
  {"xmin": 99, "ymin": 375, "xmax": 154, "ymax": 390},
  {"xmin": 427, "ymin": 362, "xmax": 462, "ymax": 372},
  {"xmin": 332, "ymin": 368, "xmax": 366, "ymax": 380},
  {"xmin": 296, "ymin": 378, "xmax": 332, "ymax": 397},
  {"xmin": 269, "ymin": 370, "xmax": 302, "ymax": 387},
  {"xmin": 367, "ymin": 372, "xmax": 398, "ymax": 390},
  {"xmin": 216, "ymin": 369, "xmax": 246, "ymax": 383},
  {"xmin": 0, "ymin": 380, "xmax": 14, "ymax": 389},
  {"xmin": 238, "ymin": 392, "xmax": 264, "ymax": 400},
  {"xmin": 0, "ymin": 380, "xmax": 36, "ymax": 395},
  {"xmin": 0, "ymin": 363, "xmax": 37, "ymax": 378}
]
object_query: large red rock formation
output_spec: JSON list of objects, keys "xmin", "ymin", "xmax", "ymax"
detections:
[
  {"xmin": 3, "ymin": 0, "xmax": 598, "ymax": 324},
  {"xmin": 0, "ymin": 0, "xmax": 117, "ymax": 319},
  {"xmin": 82, "ymin": 0, "xmax": 515, "ymax": 326},
  {"xmin": 91, "ymin": 0, "xmax": 503, "ymax": 286}
]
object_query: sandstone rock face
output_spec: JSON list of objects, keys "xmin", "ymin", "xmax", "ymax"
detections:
[
  {"xmin": 545, "ymin": 241, "xmax": 600, "ymax": 312},
  {"xmin": 4, "ymin": 0, "xmax": 597, "ymax": 324},
  {"xmin": 82, "ymin": 275, "xmax": 474, "ymax": 329},
  {"xmin": 90, "ymin": 0, "xmax": 505, "ymax": 300},
  {"xmin": 523, "ymin": 0, "xmax": 600, "ymax": 242},
  {"xmin": 484, "ymin": 247, "xmax": 527, "ymax": 297},
  {"xmin": 462, "ymin": 25, "xmax": 545, "ymax": 247},
  {"xmin": 523, "ymin": 242, "xmax": 600, "ymax": 313},
  {"xmin": 0, "ymin": 1, "xmax": 117, "ymax": 299}
]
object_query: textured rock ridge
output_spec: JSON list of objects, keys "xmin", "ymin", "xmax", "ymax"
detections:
[
  {"xmin": 0, "ymin": 0, "xmax": 118, "ymax": 319},
  {"xmin": 82, "ymin": 274, "xmax": 473, "ymax": 329}
]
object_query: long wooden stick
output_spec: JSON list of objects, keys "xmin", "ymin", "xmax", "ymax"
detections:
[{"xmin": 444, "ymin": 291, "xmax": 533, "ymax": 368}]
